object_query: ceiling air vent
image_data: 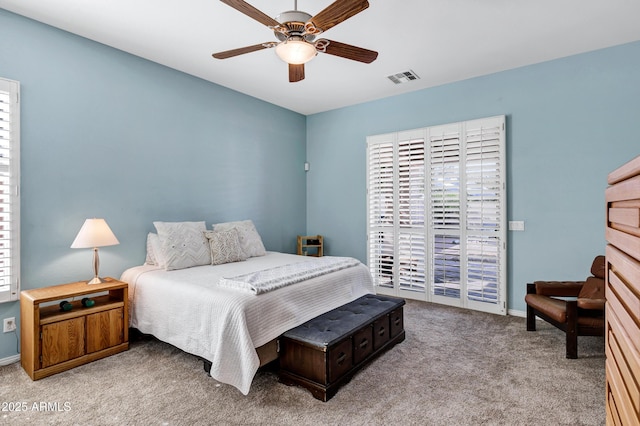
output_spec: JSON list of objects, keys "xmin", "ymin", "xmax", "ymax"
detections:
[{"xmin": 387, "ymin": 70, "xmax": 420, "ymax": 84}]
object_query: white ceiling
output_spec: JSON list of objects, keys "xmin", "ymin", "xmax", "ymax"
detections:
[{"xmin": 2, "ymin": 0, "xmax": 640, "ymax": 115}]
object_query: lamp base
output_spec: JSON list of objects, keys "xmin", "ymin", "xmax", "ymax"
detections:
[{"xmin": 87, "ymin": 276, "xmax": 106, "ymax": 285}]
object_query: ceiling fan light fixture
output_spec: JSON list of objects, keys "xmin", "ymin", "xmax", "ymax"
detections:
[{"xmin": 275, "ymin": 38, "xmax": 317, "ymax": 65}]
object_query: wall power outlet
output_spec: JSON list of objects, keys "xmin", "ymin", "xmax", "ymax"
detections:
[{"xmin": 3, "ymin": 317, "xmax": 16, "ymax": 333}]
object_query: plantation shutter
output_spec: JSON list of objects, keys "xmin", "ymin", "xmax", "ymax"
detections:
[
  {"xmin": 397, "ymin": 131, "xmax": 426, "ymax": 294},
  {"xmin": 0, "ymin": 78, "xmax": 20, "ymax": 303},
  {"xmin": 367, "ymin": 116, "xmax": 506, "ymax": 315},
  {"xmin": 367, "ymin": 134, "xmax": 395, "ymax": 289},
  {"xmin": 429, "ymin": 124, "xmax": 462, "ymax": 300},
  {"xmin": 464, "ymin": 117, "xmax": 504, "ymax": 308}
]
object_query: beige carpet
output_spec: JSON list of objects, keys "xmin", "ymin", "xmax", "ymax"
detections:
[{"xmin": 0, "ymin": 300, "xmax": 605, "ymax": 425}]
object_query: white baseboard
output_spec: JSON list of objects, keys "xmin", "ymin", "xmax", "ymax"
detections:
[
  {"xmin": 508, "ymin": 308, "xmax": 526, "ymax": 318},
  {"xmin": 0, "ymin": 354, "xmax": 20, "ymax": 366}
]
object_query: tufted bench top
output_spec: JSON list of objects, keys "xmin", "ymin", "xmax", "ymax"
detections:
[{"xmin": 282, "ymin": 294, "xmax": 406, "ymax": 349}]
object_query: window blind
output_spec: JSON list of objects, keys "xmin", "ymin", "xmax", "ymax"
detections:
[
  {"xmin": 0, "ymin": 78, "xmax": 20, "ymax": 303},
  {"xmin": 367, "ymin": 116, "xmax": 506, "ymax": 315},
  {"xmin": 464, "ymin": 120, "xmax": 503, "ymax": 305},
  {"xmin": 367, "ymin": 136, "xmax": 394, "ymax": 289}
]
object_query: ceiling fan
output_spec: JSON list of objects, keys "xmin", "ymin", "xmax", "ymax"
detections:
[{"xmin": 212, "ymin": 0, "xmax": 378, "ymax": 83}]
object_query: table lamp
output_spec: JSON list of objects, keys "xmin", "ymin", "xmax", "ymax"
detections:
[{"xmin": 71, "ymin": 218, "xmax": 119, "ymax": 284}]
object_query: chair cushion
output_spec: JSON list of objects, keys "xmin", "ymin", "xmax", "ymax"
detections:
[
  {"xmin": 525, "ymin": 294, "xmax": 567, "ymax": 323},
  {"xmin": 577, "ymin": 276, "xmax": 605, "ymax": 309},
  {"xmin": 590, "ymin": 255, "xmax": 606, "ymax": 279},
  {"xmin": 534, "ymin": 281, "xmax": 583, "ymax": 297}
]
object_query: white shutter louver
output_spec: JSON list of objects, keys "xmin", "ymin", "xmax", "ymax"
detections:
[
  {"xmin": 398, "ymin": 138, "xmax": 425, "ymax": 227},
  {"xmin": 0, "ymin": 78, "xmax": 20, "ymax": 303},
  {"xmin": 430, "ymin": 130, "xmax": 461, "ymax": 229},
  {"xmin": 398, "ymin": 233, "xmax": 426, "ymax": 292}
]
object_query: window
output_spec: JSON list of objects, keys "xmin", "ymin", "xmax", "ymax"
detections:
[
  {"xmin": 367, "ymin": 116, "xmax": 506, "ymax": 315},
  {"xmin": 0, "ymin": 78, "xmax": 20, "ymax": 303}
]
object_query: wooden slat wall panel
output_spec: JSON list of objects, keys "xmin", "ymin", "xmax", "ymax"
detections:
[
  {"xmin": 606, "ymin": 174, "xmax": 640, "ymax": 202},
  {"xmin": 606, "ymin": 229, "xmax": 640, "ymax": 262},
  {"xmin": 606, "ymin": 155, "xmax": 640, "ymax": 425},
  {"xmin": 607, "ymin": 327, "xmax": 640, "ymax": 413},
  {"xmin": 607, "ymin": 390, "xmax": 622, "ymax": 426},
  {"xmin": 609, "ymin": 208, "xmax": 640, "ymax": 228},
  {"xmin": 609, "ymin": 155, "xmax": 640, "ymax": 185}
]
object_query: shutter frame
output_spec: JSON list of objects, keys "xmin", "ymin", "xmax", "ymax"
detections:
[{"xmin": 0, "ymin": 78, "xmax": 20, "ymax": 303}]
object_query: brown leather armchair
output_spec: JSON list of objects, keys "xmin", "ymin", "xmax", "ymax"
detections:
[{"xmin": 525, "ymin": 255, "xmax": 605, "ymax": 359}]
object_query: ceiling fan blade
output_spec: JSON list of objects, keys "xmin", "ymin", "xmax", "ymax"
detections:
[
  {"xmin": 315, "ymin": 39, "xmax": 378, "ymax": 63},
  {"xmin": 289, "ymin": 63, "xmax": 305, "ymax": 83},
  {"xmin": 305, "ymin": 0, "xmax": 369, "ymax": 34},
  {"xmin": 212, "ymin": 42, "xmax": 275, "ymax": 59},
  {"xmin": 219, "ymin": 0, "xmax": 280, "ymax": 28}
]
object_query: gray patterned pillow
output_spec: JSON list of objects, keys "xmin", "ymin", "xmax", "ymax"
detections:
[
  {"xmin": 212, "ymin": 220, "xmax": 266, "ymax": 258},
  {"xmin": 153, "ymin": 221, "xmax": 210, "ymax": 270},
  {"xmin": 204, "ymin": 229, "xmax": 248, "ymax": 265}
]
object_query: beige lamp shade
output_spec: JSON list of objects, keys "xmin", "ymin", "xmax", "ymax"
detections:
[{"xmin": 71, "ymin": 218, "xmax": 119, "ymax": 248}]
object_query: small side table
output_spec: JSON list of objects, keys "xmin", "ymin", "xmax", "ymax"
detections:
[
  {"xmin": 20, "ymin": 277, "xmax": 129, "ymax": 380},
  {"xmin": 297, "ymin": 235, "xmax": 323, "ymax": 257}
]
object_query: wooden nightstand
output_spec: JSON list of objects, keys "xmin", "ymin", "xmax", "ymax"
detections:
[{"xmin": 20, "ymin": 277, "xmax": 129, "ymax": 380}]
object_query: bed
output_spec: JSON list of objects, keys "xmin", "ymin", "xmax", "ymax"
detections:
[{"xmin": 121, "ymin": 231, "xmax": 374, "ymax": 395}]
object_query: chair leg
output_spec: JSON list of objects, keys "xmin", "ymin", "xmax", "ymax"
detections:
[
  {"xmin": 566, "ymin": 301, "xmax": 578, "ymax": 359},
  {"xmin": 526, "ymin": 305, "xmax": 536, "ymax": 331}
]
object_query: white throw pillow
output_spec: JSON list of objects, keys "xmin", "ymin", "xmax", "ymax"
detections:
[
  {"xmin": 144, "ymin": 232, "xmax": 156, "ymax": 265},
  {"xmin": 203, "ymin": 229, "xmax": 248, "ymax": 265},
  {"xmin": 212, "ymin": 220, "xmax": 266, "ymax": 258},
  {"xmin": 145, "ymin": 232, "xmax": 166, "ymax": 268},
  {"xmin": 153, "ymin": 221, "xmax": 210, "ymax": 270}
]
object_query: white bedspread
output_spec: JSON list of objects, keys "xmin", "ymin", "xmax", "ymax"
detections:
[{"xmin": 121, "ymin": 252, "xmax": 373, "ymax": 395}]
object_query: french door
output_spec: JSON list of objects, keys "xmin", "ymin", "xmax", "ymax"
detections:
[{"xmin": 366, "ymin": 116, "xmax": 506, "ymax": 315}]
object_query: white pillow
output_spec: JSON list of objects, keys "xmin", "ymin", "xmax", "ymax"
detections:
[
  {"xmin": 203, "ymin": 229, "xmax": 248, "ymax": 265},
  {"xmin": 212, "ymin": 220, "xmax": 266, "ymax": 258},
  {"xmin": 144, "ymin": 232, "xmax": 166, "ymax": 268},
  {"xmin": 153, "ymin": 221, "xmax": 210, "ymax": 270},
  {"xmin": 144, "ymin": 232, "xmax": 157, "ymax": 265}
]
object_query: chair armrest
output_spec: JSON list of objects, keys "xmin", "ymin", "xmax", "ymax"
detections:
[
  {"xmin": 533, "ymin": 281, "xmax": 584, "ymax": 297},
  {"xmin": 577, "ymin": 298, "xmax": 605, "ymax": 310}
]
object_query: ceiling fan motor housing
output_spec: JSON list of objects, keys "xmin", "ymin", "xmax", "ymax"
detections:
[{"xmin": 274, "ymin": 10, "xmax": 315, "ymax": 42}]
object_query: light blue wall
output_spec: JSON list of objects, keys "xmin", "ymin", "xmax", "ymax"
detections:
[
  {"xmin": 1, "ymin": 7, "xmax": 639, "ymax": 361},
  {"xmin": 306, "ymin": 41, "xmax": 640, "ymax": 313},
  {"xmin": 0, "ymin": 10, "xmax": 306, "ymax": 359}
]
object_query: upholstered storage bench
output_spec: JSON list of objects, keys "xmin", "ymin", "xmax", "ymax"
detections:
[{"xmin": 279, "ymin": 294, "xmax": 405, "ymax": 401}]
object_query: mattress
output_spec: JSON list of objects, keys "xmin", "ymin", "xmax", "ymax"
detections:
[{"xmin": 120, "ymin": 252, "xmax": 374, "ymax": 395}]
